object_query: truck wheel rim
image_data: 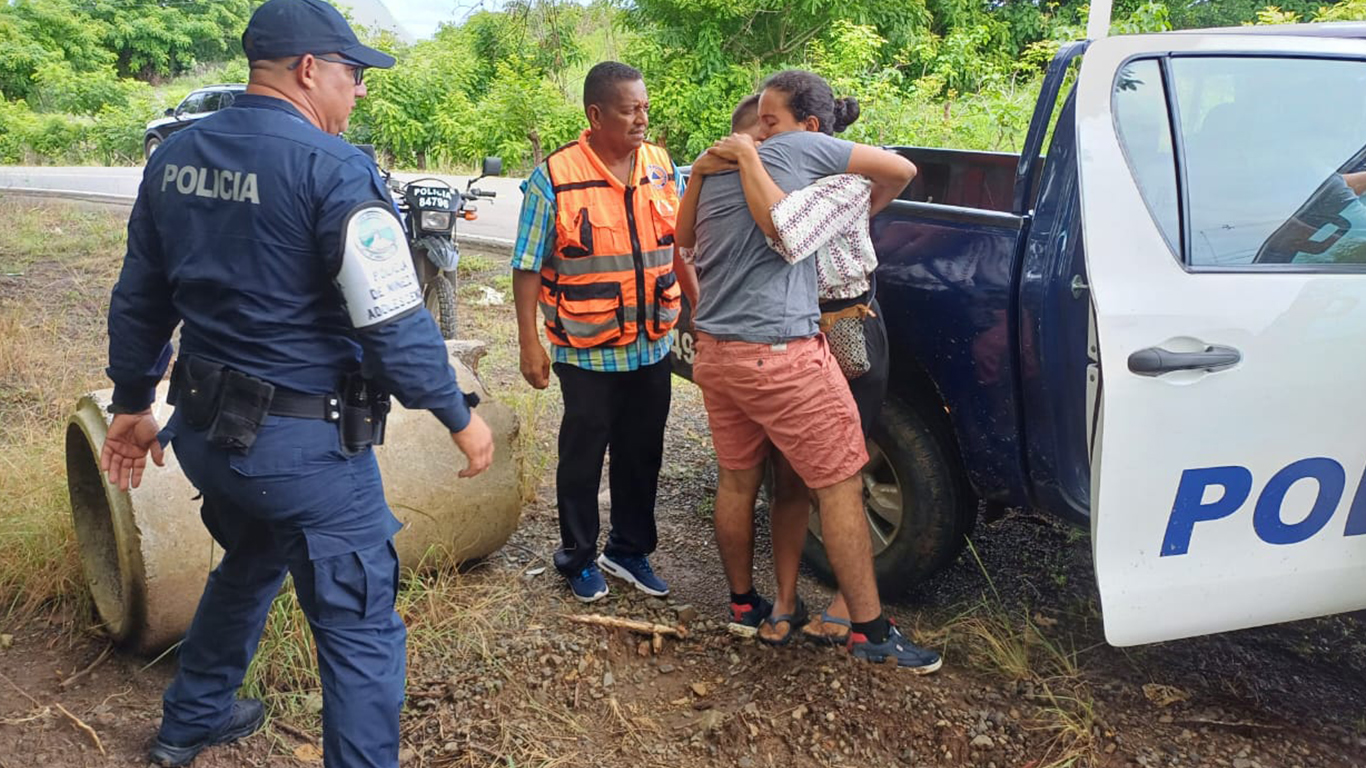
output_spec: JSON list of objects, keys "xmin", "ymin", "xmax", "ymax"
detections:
[
  {"xmin": 807, "ymin": 440, "xmax": 904, "ymax": 556},
  {"xmin": 861, "ymin": 441, "xmax": 903, "ymax": 554}
]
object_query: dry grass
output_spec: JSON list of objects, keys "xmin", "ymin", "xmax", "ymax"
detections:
[
  {"xmin": 920, "ymin": 539, "xmax": 1101, "ymax": 768},
  {"xmin": 239, "ymin": 553, "xmax": 620, "ymax": 768},
  {"xmin": 0, "ymin": 199, "xmax": 125, "ymax": 625},
  {"xmin": 507, "ymin": 388, "xmax": 556, "ymax": 503},
  {"xmin": 1031, "ymin": 683, "xmax": 1101, "ymax": 768},
  {"xmin": 243, "ymin": 550, "xmax": 531, "ymax": 729},
  {"xmin": 396, "ymin": 549, "xmax": 529, "ymax": 671}
]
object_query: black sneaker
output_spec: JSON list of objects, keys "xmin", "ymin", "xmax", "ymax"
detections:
[
  {"xmin": 726, "ymin": 594, "xmax": 773, "ymax": 639},
  {"xmin": 848, "ymin": 624, "xmax": 943, "ymax": 674},
  {"xmin": 150, "ymin": 699, "xmax": 266, "ymax": 767}
]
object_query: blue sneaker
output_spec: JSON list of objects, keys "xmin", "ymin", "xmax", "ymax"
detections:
[
  {"xmin": 727, "ymin": 594, "xmax": 773, "ymax": 639},
  {"xmin": 566, "ymin": 563, "xmax": 609, "ymax": 603},
  {"xmin": 596, "ymin": 553, "xmax": 669, "ymax": 597},
  {"xmin": 848, "ymin": 624, "xmax": 943, "ymax": 674}
]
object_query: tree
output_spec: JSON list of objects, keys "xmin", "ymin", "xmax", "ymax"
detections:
[
  {"xmin": 0, "ymin": 0, "xmax": 113, "ymax": 100},
  {"xmin": 477, "ymin": 58, "xmax": 582, "ymax": 165},
  {"xmin": 624, "ymin": 0, "xmax": 929, "ymax": 68},
  {"xmin": 1171, "ymin": 0, "xmax": 1318, "ymax": 28},
  {"xmin": 85, "ymin": 0, "xmax": 254, "ymax": 80}
]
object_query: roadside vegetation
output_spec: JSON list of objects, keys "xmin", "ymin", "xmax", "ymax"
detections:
[
  {"xmin": 0, "ymin": 199, "xmax": 120, "ymax": 625},
  {"xmin": 3, "ymin": 0, "xmax": 1366, "ymax": 170}
]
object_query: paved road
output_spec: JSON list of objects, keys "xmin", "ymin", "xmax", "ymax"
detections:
[{"xmin": 0, "ymin": 166, "xmax": 525, "ymax": 247}]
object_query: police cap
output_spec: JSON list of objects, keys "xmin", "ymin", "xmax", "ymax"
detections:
[{"xmin": 242, "ymin": 0, "xmax": 397, "ymax": 69}]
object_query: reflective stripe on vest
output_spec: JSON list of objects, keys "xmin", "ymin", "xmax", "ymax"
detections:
[{"xmin": 538, "ymin": 130, "xmax": 682, "ymax": 349}]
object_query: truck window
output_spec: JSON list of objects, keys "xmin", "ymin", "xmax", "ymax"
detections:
[
  {"xmin": 1113, "ymin": 59, "xmax": 1180, "ymax": 258},
  {"xmin": 1115, "ymin": 55, "xmax": 1366, "ymax": 269}
]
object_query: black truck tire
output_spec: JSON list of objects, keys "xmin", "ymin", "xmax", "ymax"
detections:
[
  {"xmin": 425, "ymin": 272, "xmax": 457, "ymax": 340},
  {"xmin": 800, "ymin": 397, "xmax": 970, "ymax": 596}
]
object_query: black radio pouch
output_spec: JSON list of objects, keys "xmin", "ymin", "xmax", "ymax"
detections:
[
  {"xmin": 339, "ymin": 374, "xmax": 390, "ymax": 455},
  {"xmin": 210, "ymin": 369, "xmax": 275, "ymax": 452},
  {"xmin": 170, "ymin": 356, "xmax": 226, "ymax": 431}
]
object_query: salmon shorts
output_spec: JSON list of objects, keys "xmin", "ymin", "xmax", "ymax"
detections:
[{"xmin": 692, "ymin": 333, "xmax": 869, "ymax": 490}]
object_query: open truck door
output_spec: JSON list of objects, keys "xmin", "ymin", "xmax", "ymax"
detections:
[{"xmin": 1076, "ymin": 26, "xmax": 1366, "ymax": 645}]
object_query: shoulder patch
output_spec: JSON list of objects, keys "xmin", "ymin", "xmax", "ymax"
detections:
[
  {"xmin": 645, "ymin": 163, "xmax": 669, "ymax": 189},
  {"xmin": 335, "ymin": 203, "xmax": 422, "ymax": 329}
]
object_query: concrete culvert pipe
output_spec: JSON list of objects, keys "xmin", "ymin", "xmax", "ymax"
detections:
[{"xmin": 65, "ymin": 341, "xmax": 522, "ymax": 655}]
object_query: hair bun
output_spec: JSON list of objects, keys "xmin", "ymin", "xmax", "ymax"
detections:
[{"xmin": 832, "ymin": 97, "xmax": 861, "ymax": 133}]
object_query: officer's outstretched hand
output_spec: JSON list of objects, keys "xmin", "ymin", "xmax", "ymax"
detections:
[
  {"xmin": 100, "ymin": 411, "xmax": 165, "ymax": 491},
  {"xmin": 520, "ymin": 342, "xmax": 551, "ymax": 390},
  {"xmin": 451, "ymin": 412, "xmax": 495, "ymax": 478}
]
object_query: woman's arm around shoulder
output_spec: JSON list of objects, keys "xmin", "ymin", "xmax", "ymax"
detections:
[{"xmin": 846, "ymin": 143, "xmax": 916, "ymax": 215}]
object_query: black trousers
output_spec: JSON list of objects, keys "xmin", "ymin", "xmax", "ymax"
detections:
[{"xmin": 552, "ymin": 357, "xmax": 672, "ymax": 574}]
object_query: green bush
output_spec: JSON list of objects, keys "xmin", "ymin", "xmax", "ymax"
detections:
[
  {"xmin": 15, "ymin": 111, "xmax": 92, "ymax": 164},
  {"xmin": 90, "ymin": 95, "xmax": 159, "ymax": 163},
  {"xmin": 29, "ymin": 61, "xmax": 150, "ymax": 115},
  {"xmin": 0, "ymin": 98, "xmax": 37, "ymax": 162}
]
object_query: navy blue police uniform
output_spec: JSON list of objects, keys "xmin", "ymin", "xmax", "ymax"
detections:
[{"xmin": 104, "ymin": 3, "xmax": 469, "ymax": 766}]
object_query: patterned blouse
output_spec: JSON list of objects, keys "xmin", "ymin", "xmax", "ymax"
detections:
[{"xmin": 764, "ymin": 174, "xmax": 877, "ymax": 301}]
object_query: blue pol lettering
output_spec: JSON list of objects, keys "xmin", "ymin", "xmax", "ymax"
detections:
[{"xmin": 1161, "ymin": 466, "xmax": 1253, "ymax": 556}]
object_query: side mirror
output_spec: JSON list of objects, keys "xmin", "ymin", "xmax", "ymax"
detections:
[
  {"xmin": 482, "ymin": 156, "xmax": 503, "ymax": 177},
  {"xmin": 164, "ymin": 107, "xmax": 175, "ymax": 117}
]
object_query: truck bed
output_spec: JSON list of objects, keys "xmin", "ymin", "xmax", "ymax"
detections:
[{"xmin": 894, "ymin": 146, "xmax": 1033, "ymax": 212}]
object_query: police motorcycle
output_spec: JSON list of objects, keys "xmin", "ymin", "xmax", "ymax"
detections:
[{"xmin": 356, "ymin": 147, "xmax": 502, "ymax": 339}]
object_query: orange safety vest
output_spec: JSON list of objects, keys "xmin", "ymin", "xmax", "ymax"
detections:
[{"xmin": 539, "ymin": 130, "xmax": 682, "ymax": 349}]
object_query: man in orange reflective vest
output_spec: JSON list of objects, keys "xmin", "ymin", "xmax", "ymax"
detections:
[{"xmin": 511, "ymin": 61, "xmax": 698, "ymax": 602}]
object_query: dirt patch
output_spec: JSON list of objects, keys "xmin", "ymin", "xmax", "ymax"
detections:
[{"xmin": 0, "ymin": 203, "xmax": 1363, "ymax": 768}]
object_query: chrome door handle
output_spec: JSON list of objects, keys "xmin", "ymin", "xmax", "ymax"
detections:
[{"xmin": 1128, "ymin": 345, "xmax": 1241, "ymax": 376}]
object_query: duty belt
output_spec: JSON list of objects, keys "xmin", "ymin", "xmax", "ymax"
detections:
[
  {"xmin": 168, "ymin": 356, "xmax": 389, "ymax": 454},
  {"xmin": 268, "ymin": 388, "xmax": 346, "ymax": 422}
]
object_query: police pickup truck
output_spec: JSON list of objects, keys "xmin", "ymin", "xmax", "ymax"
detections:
[{"xmin": 672, "ymin": 22, "xmax": 1366, "ymax": 646}]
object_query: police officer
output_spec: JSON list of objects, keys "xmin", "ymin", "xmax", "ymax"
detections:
[{"xmin": 99, "ymin": 1, "xmax": 494, "ymax": 766}]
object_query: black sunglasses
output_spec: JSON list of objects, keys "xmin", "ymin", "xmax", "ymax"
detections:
[{"xmin": 288, "ymin": 53, "xmax": 365, "ymax": 85}]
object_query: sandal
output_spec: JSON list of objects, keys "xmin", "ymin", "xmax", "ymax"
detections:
[
  {"xmin": 758, "ymin": 598, "xmax": 809, "ymax": 646},
  {"xmin": 801, "ymin": 611, "xmax": 852, "ymax": 646}
]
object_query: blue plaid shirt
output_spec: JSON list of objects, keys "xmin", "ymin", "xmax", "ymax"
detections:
[{"xmin": 511, "ymin": 164, "xmax": 686, "ymax": 372}]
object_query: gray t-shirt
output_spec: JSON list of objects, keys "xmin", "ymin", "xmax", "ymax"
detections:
[{"xmin": 692, "ymin": 130, "xmax": 854, "ymax": 342}]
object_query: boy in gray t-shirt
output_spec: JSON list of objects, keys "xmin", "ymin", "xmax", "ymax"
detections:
[
  {"xmin": 690, "ymin": 130, "xmax": 853, "ymax": 343},
  {"xmin": 676, "ymin": 108, "xmax": 939, "ymax": 672}
]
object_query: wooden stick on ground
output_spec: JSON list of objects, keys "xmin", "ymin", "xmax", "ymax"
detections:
[
  {"xmin": 60, "ymin": 644, "xmax": 112, "ymax": 690},
  {"xmin": 562, "ymin": 614, "xmax": 688, "ymax": 639},
  {"xmin": 0, "ymin": 669, "xmax": 106, "ymax": 756},
  {"xmin": 272, "ymin": 719, "xmax": 318, "ymax": 743},
  {"xmin": 54, "ymin": 703, "xmax": 106, "ymax": 756}
]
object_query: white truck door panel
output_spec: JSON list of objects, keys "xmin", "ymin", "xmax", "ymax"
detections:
[{"xmin": 1076, "ymin": 30, "xmax": 1366, "ymax": 645}]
